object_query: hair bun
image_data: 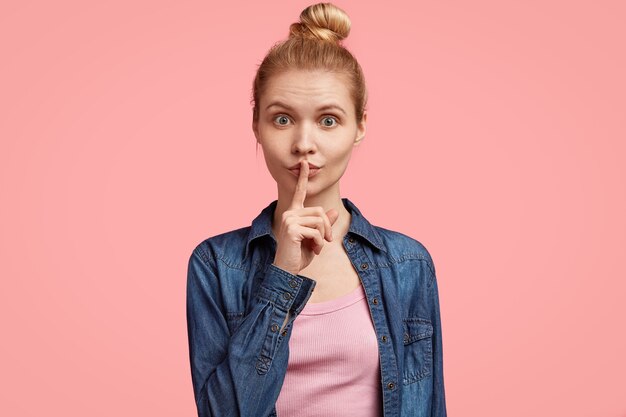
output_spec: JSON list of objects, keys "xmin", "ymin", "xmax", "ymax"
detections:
[{"xmin": 288, "ymin": 2, "xmax": 351, "ymax": 43}]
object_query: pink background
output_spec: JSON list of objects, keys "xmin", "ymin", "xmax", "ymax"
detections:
[{"xmin": 1, "ymin": 0, "xmax": 625, "ymax": 415}]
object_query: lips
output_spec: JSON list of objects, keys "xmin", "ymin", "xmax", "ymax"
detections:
[
  {"xmin": 288, "ymin": 166, "xmax": 321, "ymax": 178},
  {"xmin": 289, "ymin": 162, "xmax": 320, "ymax": 170}
]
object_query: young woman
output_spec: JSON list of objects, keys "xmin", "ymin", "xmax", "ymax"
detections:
[{"xmin": 186, "ymin": 3, "xmax": 447, "ymax": 416}]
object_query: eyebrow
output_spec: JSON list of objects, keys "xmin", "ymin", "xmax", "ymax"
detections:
[{"xmin": 265, "ymin": 101, "xmax": 347, "ymax": 116}]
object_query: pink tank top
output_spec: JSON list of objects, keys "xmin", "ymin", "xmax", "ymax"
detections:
[{"xmin": 275, "ymin": 282, "xmax": 383, "ymax": 417}]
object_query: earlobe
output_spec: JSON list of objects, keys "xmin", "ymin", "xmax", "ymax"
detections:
[
  {"xmin": 354, "ymin": 111, "xmax": 367, "ymax": 146},
  {"xmin": 252, "ymin": 120, "xmax": 259, "ymax": 143}
]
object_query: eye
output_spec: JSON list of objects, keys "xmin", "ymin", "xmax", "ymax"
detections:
[
  {"xmin": 321, "ymin": 116, "xmax": 338, "ymax": 127},
  {"xmin": 273, "ymin": 115, "xmax": 291, "ymax": 126}
]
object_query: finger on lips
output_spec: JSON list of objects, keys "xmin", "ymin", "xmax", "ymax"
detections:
[
  {"xmin": 290, "ymin": 159, "xmax": 309, "ymax": 210},
  {"xmin": 289, "ymin": 160, "xmax": 332, "ymax": 245}
]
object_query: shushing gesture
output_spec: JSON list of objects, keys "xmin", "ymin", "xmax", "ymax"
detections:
[{"xmin": 272, "ymin": 160, "xmax": 340, "ymax": 276}]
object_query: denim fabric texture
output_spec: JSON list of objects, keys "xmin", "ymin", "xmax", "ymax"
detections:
[{"xmin": 186, "ymin": 197, "xmax": 447, "ymax": 417}]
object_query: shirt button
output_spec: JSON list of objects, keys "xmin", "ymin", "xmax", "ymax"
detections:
[
  {"xmin": 360, "ymin": 263, "xmax": 368, "ymax": 270},
  {"xmin": 348, "ymin": 237, "xmax": 355, "ymax": 244},
  {"xmin": 404, "ymin": 333, "xmax": 410, "ymax": 343},
  {"xmin": 381, "ymin": 335, "xmax": 388, "ymax": 343},
  {"xmin": 372, "ymin": 297, "xmax": 379, "ymax": 305},
  {"xmin": 281, "ymin": 329, "xmax": 287, "ymax": 336},
  {"xmin": 288, "ymin": 279, "xmax": 298, "ymax": 288},
  {"xmin": 387, "ymin": 382, "xmax": 395, "ymax": 390},
  {"xmin": 271, "ymin": 324, "xmax": 279, "ymax": 332},
  {"xmin": 282, "ymin": 292, "xmax": 292, "ymax": 300}
]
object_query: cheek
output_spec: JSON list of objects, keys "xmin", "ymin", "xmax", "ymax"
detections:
[
  {"xmin": 261, "ymin": 149, "xmax": 288, "ymax": 178},
  {"xmin": 327, "ymin": 143, "xmax": 354, "ymax": 162}
]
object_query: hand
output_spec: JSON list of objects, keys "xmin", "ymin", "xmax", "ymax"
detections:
[{"xmin": 272, "ymin": 160, "xmax": 340, "ymax": 276}]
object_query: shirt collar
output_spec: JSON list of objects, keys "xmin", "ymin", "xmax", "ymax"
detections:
[{"xmin": 245, "ymin": 197, "xmax": 387, "ymax": 260}]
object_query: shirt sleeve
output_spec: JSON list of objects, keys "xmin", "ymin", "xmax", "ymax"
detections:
[
  {"xmin": 428, "ymin": 265, "xmax": 447, "ymax": 416},
  {"xmin": 186, "ymin": 244, "xmax": 316, "ymax": 417}
]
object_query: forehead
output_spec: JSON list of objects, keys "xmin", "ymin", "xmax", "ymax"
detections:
[{"xmin": 261, "ymin": 70, "xmax": 353, "ymax": 112}]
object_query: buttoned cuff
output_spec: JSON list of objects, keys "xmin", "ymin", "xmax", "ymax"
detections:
[{"xmin": 255, "ymin": 263, "xmax": 316, "ymax": 314}]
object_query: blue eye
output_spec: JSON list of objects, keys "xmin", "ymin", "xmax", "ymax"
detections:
[
  {"xmin": 321, "ymin": 116, "xmax": 338, "ymax": 127},
  {"xmin": 274, "ymin": 115, "xmax": 290, "ymax": 126}
]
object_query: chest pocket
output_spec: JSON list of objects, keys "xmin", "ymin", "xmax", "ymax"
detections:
[{"xmin": 402, "ymin": 317, "xmax": 433, "ymax": 385}]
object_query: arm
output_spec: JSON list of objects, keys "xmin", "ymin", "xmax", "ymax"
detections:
[
  {"xmin": 186, "ymin": 244, "xmax": 315, "ymax": 417},
  {"xmin": 428, "ymin": 266, "xmax": 447, "ymax": 416}
]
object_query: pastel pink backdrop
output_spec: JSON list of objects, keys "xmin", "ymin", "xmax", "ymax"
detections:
[{"xmin": 1, "ymin": 0, "xmax": 624, "ymax": 416}]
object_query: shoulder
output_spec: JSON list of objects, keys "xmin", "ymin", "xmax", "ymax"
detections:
[
  {"xmin": 189, "ymin": 226, "xmax": 252, "ymax": 266},
  {"xmin": 373, "ymin": 225, "xmax": 436, "ymax": 277}
]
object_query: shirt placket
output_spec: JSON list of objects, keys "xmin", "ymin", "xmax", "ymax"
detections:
[{"xmin": 343, "ymin": 234, "xmax": 400, "ymax": 417}]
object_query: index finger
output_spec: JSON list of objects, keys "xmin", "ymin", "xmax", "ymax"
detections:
[{"xmin": 290, "ymin": 159, "xmax": 309, "ymax": 209}]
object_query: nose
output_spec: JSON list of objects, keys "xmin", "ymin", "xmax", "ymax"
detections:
[{"xmin": 291, "ymin": 122, "xmax": 317, "ymax": 155}]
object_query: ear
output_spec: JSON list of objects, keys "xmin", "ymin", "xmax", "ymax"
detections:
[
  {"xmin": 354, "ymin": 110, "xmax": 367, "ymax": 146},
  {"xmin": 252, "ymin": 117, "xmax": 260, "ymax": 143}
]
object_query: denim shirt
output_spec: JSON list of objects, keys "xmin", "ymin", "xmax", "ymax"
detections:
[{"xmin": 186, "ymin": 197, "xmax": 447, "ymax": 417}]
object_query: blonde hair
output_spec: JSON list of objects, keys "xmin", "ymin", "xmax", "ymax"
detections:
[{"xmin": 251, "ymin": 2, "xmax": 368, "ymax": 124}]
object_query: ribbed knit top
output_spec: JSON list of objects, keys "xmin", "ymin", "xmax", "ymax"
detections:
[{"xmin": 275, "ymin": 282, "xmax": 383, "ymax": 417}]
